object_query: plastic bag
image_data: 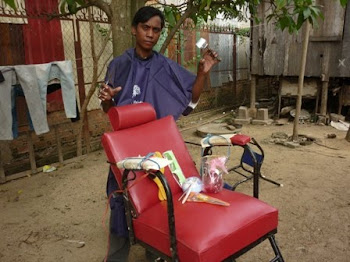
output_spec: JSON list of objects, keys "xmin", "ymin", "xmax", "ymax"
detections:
[{"xmin": 201, "ymin": 156, "xmax": 228, "ymax": 193}]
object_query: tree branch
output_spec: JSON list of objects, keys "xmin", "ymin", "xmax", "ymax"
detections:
[
  {"xmin": 96, "ymin": 27, "xmax": 112, "ymax": 61},
  {"xmin": 47, "ymin": 3, "xmax": 93, "ymax": 20},
  {"xmin": 159, "ymin": 3, "xmax": 197, "ymax": 54},
  {"xmin": 87, "ymin": 0, "xmax": 112, "ymax": 18}
]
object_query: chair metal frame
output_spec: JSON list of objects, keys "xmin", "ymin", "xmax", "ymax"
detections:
[
  {"xmin": 201, "ymin": 137, "xmax": 282, "ymax": 199},
  {"xmin": 103, "ymin": 103, "xmax": 284, "ymax": 262},
  {"xmin": 119, "ymin": 168, "xmax": 284, "ymax": 262}
]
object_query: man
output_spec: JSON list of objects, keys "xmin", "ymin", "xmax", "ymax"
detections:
[{"xmin": 99, "ymin": 6, "xmax": 219, "ymax": 262}]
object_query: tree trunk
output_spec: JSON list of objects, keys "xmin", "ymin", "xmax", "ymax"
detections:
[
  {"xmin": 131, "ymin": 0, "xmax": 145, "ymax": 47},
  {"xmin": 110, "ymin": 0, "xmax": 132, "ymax": 56},
  {"xmin": 292, "ymin": 21, "xmax": 310, "ymax": 141},
  {"xmin": 77, "ymin": 7, "xmax": 111, "ymax": 156}
]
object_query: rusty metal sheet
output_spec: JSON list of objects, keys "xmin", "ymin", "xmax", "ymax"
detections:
[
  {"xmin": 0, "ymin": 23, "xmax": 25, "ymax": 65},
  {"xmin": 23, "ymin": 0, "xmax": 65, "ymax": 64}
]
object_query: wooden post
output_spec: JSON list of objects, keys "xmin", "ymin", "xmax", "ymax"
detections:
[
  {"xmin": 249, "ymin": 74, "xmax": 257, "ymax": 117},
  {"xmin": 0, "ymin": 141, "xmax": 6, "ymax": 183},
  {"xmin": 54, "ymin": 125, "xmax": 64, "ymax": 164},
  {"xmin": 233, "ymin": 32, "xmax": 237, "ymax": 100},
  {"xmin": 293, "ymin": 21, "xmax": 311, "ymax": 141},
  {"xmin": 0, "ymin": 164, "xmax": 6, "ymax": 183},
  {"xmin": 27, "ymin": 131, "xmax": 37, "ymax": 174},
  {"xmin": 320, "ymin": 46, "xmax": 330, "ymax": 116},
  {"xmin": 346, "ymin": 126, "xmax": 350, "ymax": 142}
]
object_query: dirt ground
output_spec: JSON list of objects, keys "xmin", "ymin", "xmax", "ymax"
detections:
[{"xmin": 1, "ymin": 115, "xmax": 349, "ymax": 262}]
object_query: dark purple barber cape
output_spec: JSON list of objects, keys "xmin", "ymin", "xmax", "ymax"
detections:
[{"xmin": 106, "ymin": 48, "xmax": 196, "ymax": 120}]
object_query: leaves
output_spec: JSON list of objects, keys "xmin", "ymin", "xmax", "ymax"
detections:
[
  {"xmin": 164, "ymin": 5, "xmax": 181, "ymax": 29},
  {"xmin": 340, "ymin": 0, "xmax": 348, "ymax": 7},
  {"xmin": 267, "ymin": 0, "xmax": 346, "ymax": 34},
  {"xmin": 59, "ymin": 0, "xmax": 84, "ymax": 14},
  {"xmin": 3, "ymin": 0, "xmax": 17, "ymax": 10}
]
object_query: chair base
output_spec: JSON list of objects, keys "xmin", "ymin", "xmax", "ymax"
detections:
[
  {"xmin": 229, "ymin": 166, "xmax": 283, "ymax": 192},
  {"xmin": 136, "ymin": 229, "xmax": 284, "ymax": 262}
]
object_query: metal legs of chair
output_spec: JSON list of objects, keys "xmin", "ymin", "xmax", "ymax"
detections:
[{"xmin": 269, "ymin": 234, "xmax": 285, "ymax": 262}]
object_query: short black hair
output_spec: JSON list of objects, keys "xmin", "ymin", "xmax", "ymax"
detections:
[{"xmin": 132, "ymin": 6, "xmax": 165, "ymax": 29}]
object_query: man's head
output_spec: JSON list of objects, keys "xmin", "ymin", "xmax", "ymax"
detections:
[
  {"xmin": 132, "ymin": 6, "xmax": 165, "ymax": 29},
  {"xmin": 132, "ymin": 6, "xmax": 165, "ymax": 56}
]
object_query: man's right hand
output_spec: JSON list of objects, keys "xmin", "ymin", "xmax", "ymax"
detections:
[
  {"xmin": 98, "ymin": 84, "xmax": 122, "ymax": 102},
  {"xmin": 99, "ymin": 84, "xmax": 122, "ymax": 113}
]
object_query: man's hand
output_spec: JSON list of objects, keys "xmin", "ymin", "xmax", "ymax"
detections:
[
  {"xmin": 191, "ymin": 49, "xmax": 220, "ymax": 104},
  {"xmin": 99, "ymin": 84, "xmax": 122, "ymax": 113},
  {"xmin": 197, "ymin": 49, "xmax": 220, "ymax": 75},
  {"xmin": 98, "ymin": 84, "xmax": 122, "ymax": 102}
]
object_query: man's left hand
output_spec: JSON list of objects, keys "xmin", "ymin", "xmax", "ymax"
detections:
[{"xmin": 197, "ymin": 49, "xmax": 220, "ymax": 75}]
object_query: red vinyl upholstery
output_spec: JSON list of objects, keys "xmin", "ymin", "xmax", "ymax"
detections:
[
  {"xmin": 231, "ymin": 134, "xmax": 251, "ymax": 146},
  {"xmin": 102, "ymin": 115, "xmax": 198, "ymax": 213},
  {"xmin": 133, "ymin": 190, "xmax": 277, "ymax": 262},
  {"xmin": 107, "ymin": 102, "xmax": 157, "ymax": 131},
  {"xmin": 102, "ymin": 103, "xmax": 280, "ymax": 262}
]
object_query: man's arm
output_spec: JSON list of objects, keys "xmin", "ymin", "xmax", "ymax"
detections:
[{"xmin": 191, "ymin": 49, "xmax": 220, "ymax": 103}]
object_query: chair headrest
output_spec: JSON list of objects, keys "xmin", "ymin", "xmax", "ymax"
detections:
[{"xmin": 107, "ymin": 102, "xmax": 157, "ymax": 131}]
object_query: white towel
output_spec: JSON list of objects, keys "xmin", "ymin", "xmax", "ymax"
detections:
[
  {"xmin": 200, "ymin": 134, "xmax": 235, "ymax": 148},
  {"xmin": 117, "ymin": 157, "xmax": 171, "ymax": 171}
]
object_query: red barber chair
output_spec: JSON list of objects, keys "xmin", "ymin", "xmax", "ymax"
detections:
[{"xmin": 101, "ymin": 102, "xmax": 284, "ymax": 262}]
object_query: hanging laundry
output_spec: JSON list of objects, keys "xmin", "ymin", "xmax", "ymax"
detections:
[{"xmin": 0, "ymin": 61, "xmax": 77, "ymax": 140}]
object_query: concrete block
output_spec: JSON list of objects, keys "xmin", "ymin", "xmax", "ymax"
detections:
[
  {"xmin": 252, "ymin": 119, "xmax": 273, "ymax": 125},
  {"xmin": 256, "ymin": 108, "xmax": 269, "ymax": 120},
  {"xmin": 234, "ymin": 118, "xmax": 252, "ymax": 125},
  {"xmin": 238, "ymin": 106, "xmax": 249, "ymax": 119}
]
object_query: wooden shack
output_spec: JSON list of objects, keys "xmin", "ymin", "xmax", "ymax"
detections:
[{"xmin": 251, "ymin": 1, "xmax": 350, "ymax": 117}]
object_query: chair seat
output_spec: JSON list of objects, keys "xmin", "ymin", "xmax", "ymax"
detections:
[{"xmin": 133, "ymin": 189, "xmax": 278, "ymax": 262}]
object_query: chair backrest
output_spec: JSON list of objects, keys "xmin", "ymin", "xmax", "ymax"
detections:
[
  {"xmin": 242, "ymin": 149, "xmax": 263, "ymax": 167},
  {"xmin": 102, "ymin": 103, "xmax": 199, "ymax": 214}
]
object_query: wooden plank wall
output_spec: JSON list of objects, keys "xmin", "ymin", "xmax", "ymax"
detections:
[{"xmin": 251, "ymin": 1, "xmax": 350, "ymax": 78}]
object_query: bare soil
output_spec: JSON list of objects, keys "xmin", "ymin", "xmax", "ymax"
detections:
[{"xmin": 1, "ymin": 117, "xmax": 349, "ymax": 262}]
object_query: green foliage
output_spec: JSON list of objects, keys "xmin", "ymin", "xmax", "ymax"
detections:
[
  {"xmin": 265, "ymin": 0, "xmax": 347, "ymax": 33},
  {"xmin": 340, "ymin": 0, "xmax": 349, "ymax": 7},
  {"xmin": 3, "ymin": 0, "xmax": 349, "ymax": 37},
  {"xmin": 59, "ymin": 0, "xmax": 85, "ymax": 14},
  {"xmin": 236, "ymin": 27, "xmax": 250, "ymax": 37},
  {"xmin": 161, "ymin": 0, "xmax": 348, "ymax": 35},
  {"xmin": 164, "ymin": 5, "xmax": 181, "ymax": 29},
  {"xmin": 95, "ymin": 24, "xmax": 112, "ymax": 41},
  {"xmin": 3, "ymin": 0, "xmax": 16, "ymax": 10}
]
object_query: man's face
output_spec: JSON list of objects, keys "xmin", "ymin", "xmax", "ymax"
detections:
[{"xmin": 132, "ymin": 16, "xmax": 162, "ymax": 52}]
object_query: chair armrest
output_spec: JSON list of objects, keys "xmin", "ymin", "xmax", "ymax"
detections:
[{"xmin": 121, "ymin": 169, "xmax": 179, "ymax": 261}]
